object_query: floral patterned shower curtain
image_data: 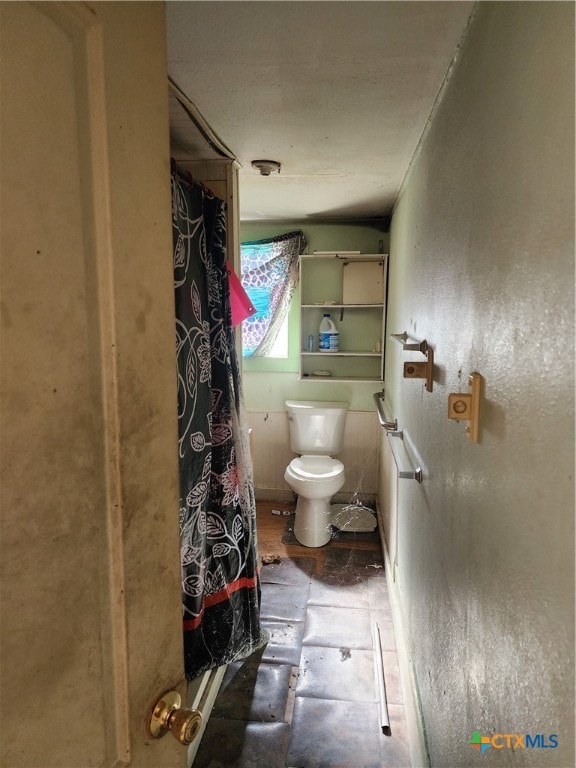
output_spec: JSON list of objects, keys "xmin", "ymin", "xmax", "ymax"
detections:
[{"xmin": 171, "ymin": 166, "xmax": 265, "ymax": 678}]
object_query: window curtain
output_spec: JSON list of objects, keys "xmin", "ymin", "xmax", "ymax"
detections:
[
  {"xmin": 171, "ymin": 166, "xmax": 266, "ymax": 678},
  {"xmin": 241, "ymin": 230, "xmax": 307, "ymax": 356}
]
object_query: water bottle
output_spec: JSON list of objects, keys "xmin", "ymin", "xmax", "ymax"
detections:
[{"xmin": 319, "ymin": 313, "xmax": 339, "ymax": 352}]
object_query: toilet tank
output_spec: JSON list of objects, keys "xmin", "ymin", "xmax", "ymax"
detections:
[{"xmin": 285, "ymin": 400, "xmax": 349, "ymax": 455}]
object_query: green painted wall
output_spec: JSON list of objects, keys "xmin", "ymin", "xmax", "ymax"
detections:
[
  {"xmin": 240, "ymin": 220, "xmax": 389, "ymax": 411},
  {"xmin": 385, "ymin": 4, "xmax": 574, "ymax": 766}
]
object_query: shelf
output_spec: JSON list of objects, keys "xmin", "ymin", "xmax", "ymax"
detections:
[
  {"xmin": 303, "ymin": 252, "xmax": 384, "ymax": 262},
  {"xmin": 302, "ymin": 351, "xmax": 381, "ymax": 357},
  {"xmin": 299, "ymin": 253, "xmax": 388, "ymax": 382},
  {"xmin": 301, "ymin": 303, "xmax": 384, "ymax": 309},
  {"xmin": 301, "ymin": 375, "xmax": 384, "ymax": 382}
]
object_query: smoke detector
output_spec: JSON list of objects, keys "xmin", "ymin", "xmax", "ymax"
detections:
[{"xmin": 251, "ymin": 159, "xmax": 281, "ymax": 176}]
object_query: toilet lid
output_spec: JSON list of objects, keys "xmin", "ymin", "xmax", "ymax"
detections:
[{"xmin": 289, "ymin": 456, "xmax": 344, "ymax": 480}]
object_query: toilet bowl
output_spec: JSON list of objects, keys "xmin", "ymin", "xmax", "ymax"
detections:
[
  {"xmin": 284, "ymin": 400, "xmax": 349, "ymax": 547},
  {"xmin": 284, "ymin": 456, "xmax": 345, "ymax": 547}
]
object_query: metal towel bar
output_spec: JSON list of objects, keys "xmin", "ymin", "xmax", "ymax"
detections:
[
  {"xmin": 390, "ymin": 332, "xmax": 429, "ymax": 354},
  {"xmin": 390, "ymin": 333, "xmax": 435, "ymax": 392},
  {"xmin": 387, "ymin": 435, "xmax": 423, "ymax": 483},
  {"xmin": 373, "ymin": 391, "xmax": 398, "ymax": 432},
  {"xmin": 373, "ymin": 391, "xmax": 423, "ymax": 483}
]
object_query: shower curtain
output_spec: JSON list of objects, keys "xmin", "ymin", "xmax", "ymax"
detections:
[{"xmin": 171, "ymin": 166, "xmax": 265, "ymax": 678}]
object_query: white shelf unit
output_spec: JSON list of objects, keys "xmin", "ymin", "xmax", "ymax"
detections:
[{"xmin": 299, "ymin": 253, "xmax": 388, "ymax": 382}]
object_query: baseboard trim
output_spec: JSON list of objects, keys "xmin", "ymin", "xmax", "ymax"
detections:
[{"xmin": 377, "ymin": 506, "xmax": 430, "ymax": 768}]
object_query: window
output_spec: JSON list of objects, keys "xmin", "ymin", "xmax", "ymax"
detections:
[{"xmin": 240, "ymin": 231, "xmax": 306, "ymax": 358}]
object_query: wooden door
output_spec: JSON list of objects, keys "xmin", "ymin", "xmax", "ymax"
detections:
[{"xmin": 0, "ymin": 3, "xmax": 187, "ymax": 766}]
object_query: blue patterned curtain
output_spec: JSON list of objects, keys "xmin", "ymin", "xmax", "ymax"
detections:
[
  {"xmin": 241, "ymin": 231, "xmax": 307, "ymax": 356},
  {"xmin": 171, "ymin": 167, "xmax": 265, "ymax": 678}
]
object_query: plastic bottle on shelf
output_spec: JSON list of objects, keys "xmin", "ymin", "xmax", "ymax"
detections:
[{"xmin": 319, "ymin": 313, "xmax": 339, "ymax": 352}]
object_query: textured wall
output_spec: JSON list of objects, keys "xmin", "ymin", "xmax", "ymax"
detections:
[{"xmin": 386, "ymin": 4, "xmax": 574, "ymax": 767}]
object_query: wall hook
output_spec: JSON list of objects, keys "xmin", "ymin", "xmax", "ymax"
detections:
[
  {"xmin": 403, "ymin": 346, "xmax": 434, "ymax": 392},
  {"xmin": 448, "ymin": 372, "xmax": 482, "ymax": 443}
]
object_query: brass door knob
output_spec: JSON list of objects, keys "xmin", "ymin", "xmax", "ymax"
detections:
[{"xmin": 149, "ymin": 690, "xmax": 202, "ymax": 745}]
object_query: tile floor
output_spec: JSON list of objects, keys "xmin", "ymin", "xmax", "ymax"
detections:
[{"xmin": 192, "ymin": 503, "xmax": 412, "ymax": 768}]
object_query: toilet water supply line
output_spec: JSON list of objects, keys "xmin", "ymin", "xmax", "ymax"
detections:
[{"xmin": 373, "ymin": 621, "xmax": 391, "ymax": 736}]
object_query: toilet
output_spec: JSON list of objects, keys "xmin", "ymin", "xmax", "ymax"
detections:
[{"xmin": 284, "ymin": 400, "xmax": 348, "ymax": 547}]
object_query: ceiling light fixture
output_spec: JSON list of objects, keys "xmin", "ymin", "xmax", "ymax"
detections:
[{"xmin": 251, "ymin": 159, "xmax": 281, "ymax": 176}]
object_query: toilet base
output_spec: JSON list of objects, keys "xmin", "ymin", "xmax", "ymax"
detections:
[{"xmin": 293, "ymin": 496, "xmax": 333, "ymax": 547}]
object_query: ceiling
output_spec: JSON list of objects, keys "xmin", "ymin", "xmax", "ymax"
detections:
[{"xmin": 166, "ymin": 2, "xmax": 474, "ymax": 222}]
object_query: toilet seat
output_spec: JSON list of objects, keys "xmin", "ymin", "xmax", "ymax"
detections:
[{"xmin": 288, "ymin": 455, "xmax": 344, "ymax": 481}]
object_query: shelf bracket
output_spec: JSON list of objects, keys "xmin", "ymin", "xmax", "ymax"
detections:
[{"xmin": 448, "ymin": 372, "xmax": 482, "ymax": 443}]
